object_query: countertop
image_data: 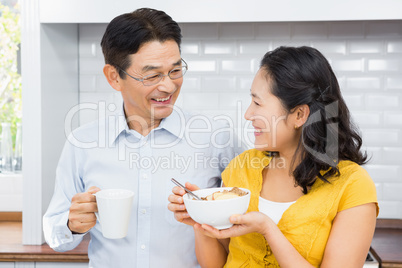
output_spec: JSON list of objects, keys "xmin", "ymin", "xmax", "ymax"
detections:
[
  {"xmin": 0, "ymin": 221, "xmax": 88, "ymax": 262},
  {"xmin": 370, "ymin": 219, "xmax": 402, "ymax": 268},
  {"xmin": 0, "ymin": 219, "xmax": 400, "ymax": 264}
]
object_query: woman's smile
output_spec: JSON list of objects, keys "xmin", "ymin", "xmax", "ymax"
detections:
[{"xmin": 254, "ymin": 127, "xmax": 263, "ymax": 136}]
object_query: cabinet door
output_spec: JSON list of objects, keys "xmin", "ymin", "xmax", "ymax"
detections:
[
  {"xmin": 0, "ymin": 263, "xmax": 15, "ymax": 268},
  {"xmin": 35, "ymin": 263, "xmax": 88, "ymax": 268},
  {"xmin": 38, "ymin": 0, "xmax": 402, "ymax": 23},
  {"xmin": 15, "ymin": 263, "xmax": 34, "ymax": 268}
]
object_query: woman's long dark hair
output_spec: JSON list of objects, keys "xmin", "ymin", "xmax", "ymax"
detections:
[{"xmin": 261, "ymin": 46, "xmax": 367, "ymax": 194}]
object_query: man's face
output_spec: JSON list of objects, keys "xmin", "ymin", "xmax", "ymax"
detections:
[{"xmin": 118, "ymin": 40, "xmax": 183, "ymax": 127}]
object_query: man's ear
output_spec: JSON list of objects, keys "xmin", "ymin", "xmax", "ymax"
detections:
[
  {"xmin": 103, "ymin": 64, "xmax": 122, "ymax": 92},
  {"xmin": 294, "ymin": 104, "xmax": 310, "ymax": 129}
]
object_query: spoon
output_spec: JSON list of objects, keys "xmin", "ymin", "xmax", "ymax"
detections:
[{"xmin": 171, "ymin": 178, "xmax": 202, "ymax": 200}]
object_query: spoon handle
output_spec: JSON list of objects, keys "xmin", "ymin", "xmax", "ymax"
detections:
[{"xmin": 171, "ymin": 178, "xmax": 202, "ymax": 200}]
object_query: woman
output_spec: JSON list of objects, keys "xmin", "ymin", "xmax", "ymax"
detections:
[{"xmin": 168, "ymin": 46, "xmax": 378, "ymax": 267}]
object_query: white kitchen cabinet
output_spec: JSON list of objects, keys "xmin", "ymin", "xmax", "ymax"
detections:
[
  {"xmin": 35, "ymin": 262, "xmax": 88, "ymax": 268},
  {"xmin": 0, "ymin": 263, "xmax": 88, "ymax": 268},
  {"xmin": 0, "ymin": 262, "xmax": 15, "ymax": 268},
  {"xmin": 38, "ymin": 0, "xmax": 402, "ymax": 23},
  {"xmin": 21, "ymin": 0, "xmax": 79, "ymax": 245},
  {"xmin": 11, "ymin": 262, "xmax": 34, "ymax": 268}
]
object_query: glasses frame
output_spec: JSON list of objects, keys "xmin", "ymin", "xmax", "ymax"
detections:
[{"xmin": 117, "ymin": 58, "xmax": 188, "ymax": 86}]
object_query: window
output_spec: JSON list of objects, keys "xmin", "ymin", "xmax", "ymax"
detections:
[{"xmin": 0, "ymin": 1, "xmax": 22, "ymax": 174}]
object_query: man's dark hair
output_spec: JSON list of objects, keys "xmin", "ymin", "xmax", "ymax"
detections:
[{"xmin": 100, "ymin": 8, "xmax": 182, "ymax": 78}]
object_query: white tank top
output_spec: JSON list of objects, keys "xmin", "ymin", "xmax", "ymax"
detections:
[{"xmin": 258, "ymin": 196, "xmax": 296, "ymax": 225}]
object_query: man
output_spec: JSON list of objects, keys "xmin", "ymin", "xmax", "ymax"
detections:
[{"xmin": 43, "ymin": 8, "xmax": 243, "ymax": 268}]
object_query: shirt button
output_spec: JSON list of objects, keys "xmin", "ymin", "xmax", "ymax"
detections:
[
  {"xmin": 266, "ymin": 248, "xmax": 272, "ymax": 256},
  {"xmin": 143, "ymin": 174, "xmax": 148, "ymax": 180},
  {"xmin": 65, "ymin": 234, "xmax": 70, "ymax": 239},
  {"xmin": 141, "ymin": 244, "xmax": 146, "ymax": 250},
  {"xmin": 140, "ymin": 209, "xmax": 146, "ymax": 214}
]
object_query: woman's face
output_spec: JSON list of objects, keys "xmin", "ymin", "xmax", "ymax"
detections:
[{"xmin": 244, "ymin": 69, "xmax": 300, "ymax": 154}]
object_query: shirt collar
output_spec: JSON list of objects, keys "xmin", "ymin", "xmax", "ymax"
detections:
[
  {"xmin": 111, "ymin": 104, "xmax": 184, "ymax": 143},
  {"xmin": 155, "ymin": 108, "xmax": 184, "ymax": 139},
  {"xmin": 111, "ymin": 104, "xmax": 130, "ymax": 143}
]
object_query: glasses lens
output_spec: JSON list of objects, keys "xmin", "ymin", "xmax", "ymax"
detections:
[
  {"xmin": 143, "ymin": 74, "xmax": 162, "ymax": 86},
  {"xmin": 142, "ymin": 63, "xmax": 188, "ymax": 86},
  {"xmin": 169, "ymin": 66, "xmax": 187, "ymax": 80}
]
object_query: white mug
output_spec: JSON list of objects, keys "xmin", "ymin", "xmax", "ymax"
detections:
[{"xmin": 94, "ymin": 189, "xmax": 134, "ymax": 239}]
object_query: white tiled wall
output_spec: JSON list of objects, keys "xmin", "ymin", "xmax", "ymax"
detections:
[{"xmin": 78, "ymin": 21, "xmax": 402, "ymax": 219}]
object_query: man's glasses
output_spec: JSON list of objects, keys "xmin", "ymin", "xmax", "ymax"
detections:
[{"xmin": 117, "ymin": 59, "xmax": 188, "ymax": 86}]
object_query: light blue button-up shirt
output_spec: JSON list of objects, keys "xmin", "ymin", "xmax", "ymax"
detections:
[{"xmin": 43, "ymin": 105, "xmax": 243, "ymax": 268}]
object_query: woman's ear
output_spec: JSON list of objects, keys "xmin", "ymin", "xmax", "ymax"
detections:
[
  {"xmin": 103, "ymin": 64, "xmax": 122, "ymax": 92},
  {"xmin": 294, "ymin": 104, "xmax": 310, "ymax": 129}
]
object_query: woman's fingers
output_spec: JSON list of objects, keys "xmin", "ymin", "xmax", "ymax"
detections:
[
  {"xmin": 168, "ymin": 192, "xmax": 184, "ymax": 204},
  {"xmin": 172, "ymin": 185, "xmax": 186, "ymax": 196},
  {"xmin": 185, "ymin": 182, "xmax": 200, "ymax": 191},
  {"xmin": 229, "ymin": 214, "xmax": 243, "ymax": 224},
  {"xmin": 167, "ymin": 201, "xmax": 186, "ymax": 212}
]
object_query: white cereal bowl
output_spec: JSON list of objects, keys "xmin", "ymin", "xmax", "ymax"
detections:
[{"xmin": 183, "ymin": 187, "xmax": 251, "ymax": 230}]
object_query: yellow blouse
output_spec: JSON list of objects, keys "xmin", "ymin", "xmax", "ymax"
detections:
[{"xmin": 222, "ymin": 149, "xmax": 379, "ymax": 268}]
